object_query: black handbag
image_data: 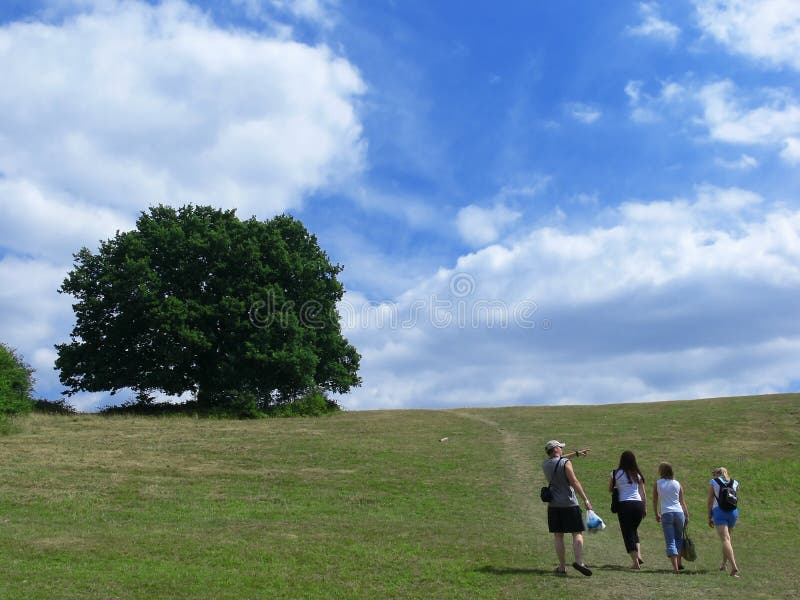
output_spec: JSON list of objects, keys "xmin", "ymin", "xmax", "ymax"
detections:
[
  {"xmin": 611, "ymin": 469, "xmax": 620, "ymax": 513},
  {"xmin": 541, "ymin": 458, "xmax": 565, "ymax": 502}
]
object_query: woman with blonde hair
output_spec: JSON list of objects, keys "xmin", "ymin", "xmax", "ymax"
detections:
[
  {"xmin": 653, "ymin": 462, "xmax": 689, "ymax": 574},
  {"xmin": 707, "ymin": 466, "xmax": 740, "ymax": 577}
]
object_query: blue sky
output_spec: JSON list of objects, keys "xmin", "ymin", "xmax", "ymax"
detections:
[{"xmin": 1, "ymin": 0, "xmax": 799, "ymax": 411}]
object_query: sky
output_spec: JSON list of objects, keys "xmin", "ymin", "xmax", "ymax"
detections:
[{"xmin": 1, "ymin": 0, "xmax": 800, "ymax": 412}]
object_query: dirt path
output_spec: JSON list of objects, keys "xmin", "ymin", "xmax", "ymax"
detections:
[{"xmin": 451, "ymin": 409, "xmax": 548, "ymax": 533}]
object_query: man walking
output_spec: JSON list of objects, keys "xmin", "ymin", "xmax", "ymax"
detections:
[{"xmin": 542, "ymin": 440, "xmax": 593, "ymax": 576}]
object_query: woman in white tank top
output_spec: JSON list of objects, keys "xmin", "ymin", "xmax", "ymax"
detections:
[{"xmin": 652, "ymin": 462, "xmax": 689, "ymax": 574}]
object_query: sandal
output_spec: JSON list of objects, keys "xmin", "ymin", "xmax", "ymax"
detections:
[
  {"xmin": 554, "ymin": 567, "xmax": 567, "ymax": 576},
  {"xmin": 573, "ymin": 562, "xmax": 593, "ymax": 576}
]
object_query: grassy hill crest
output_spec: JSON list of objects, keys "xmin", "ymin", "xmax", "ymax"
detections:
[{"xmin": 1, "ymin": 393, "xmax": 798, "ymax": 598}]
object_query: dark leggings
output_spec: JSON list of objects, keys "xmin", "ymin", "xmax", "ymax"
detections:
[{"xmin": 617, "ymin": 500, "xmax": 644, "ymax": 553}]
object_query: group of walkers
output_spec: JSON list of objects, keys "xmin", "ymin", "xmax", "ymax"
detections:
[{"xmin": 541, "ymin": 440, "xmax": 741, "ymax": 577}]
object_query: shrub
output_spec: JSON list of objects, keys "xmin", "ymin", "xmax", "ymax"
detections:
[
  {"xmin": 98, "ymin": 388, "xmax": 340, "ymax": 419},
  {"xmin": 100, "ymin": 390, "xmax": 263, "ymax": 419},
  {"xmin": 208, "ymin": 390, "xmax": 263, "ymax": 419},
  {"xmin": 266, "ymin": 388, "xmax": 341, "ymax": 417},
  {"xmin": 0, "ymin": 343, "xmax": 35, "ymax": 415},
  {"xmin": 33, "ymin": 398, "xmax": 77, "ymax": 415}
]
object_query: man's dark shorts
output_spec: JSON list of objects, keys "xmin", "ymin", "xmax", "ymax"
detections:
[{"xmin": 547, "ymin": 505, "xmax": 585, "ymax": 533}]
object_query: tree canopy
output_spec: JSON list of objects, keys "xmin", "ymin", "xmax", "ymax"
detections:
[
  {"xmin": 0, "ymin": 343, "xmax": 35, "ymax": 415},
  {"xmin": 55, "ymin": 205, "xmax": 360, "ymax": 412}
]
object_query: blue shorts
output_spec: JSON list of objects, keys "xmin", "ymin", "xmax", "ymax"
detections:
[{"xmin": 712, "ymin": 506, "xmax": 738, "ymax": 528}]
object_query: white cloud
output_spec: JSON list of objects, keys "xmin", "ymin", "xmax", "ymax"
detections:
[
  {"xmin": 456, "ymin": 204, "xmax": 522, "ymax": 247},
  {"xmin": 453, "ymin": 181, "xmax": 549, "ymax": 248},
  {"xmin": 0, "ymin": 0, "xmax": 367, "ymax": 408},
  {"xmin": 694, "ymin": 0, "xmax": 800, "ymax": 70},
  {"xmin": 625, "ymin": 79, "xmax": 687, "ymax": 123},
  {"xmin": 341, "ymin": 186, "xmax": 800, "ymax": 409},
  {"xmin": 0, "ymin": 0, "xmax": 365, "ymax": 221},
  {"xmin": 276, "ymin": 0, "xmax": 338, "ymax": 26},
  {"xmin": 566, "ymin": 102, "xmax": 602, "ymax": 124},
  {"xmin": 715, "ymin": 153, "xmax": 759, "ymax": 170},
  {"xmin": 230, "ymin": 0, "xmax": 339, "ymax": 30},
  {"xmin": 0, "ymin": 256, "xmax": 74, "ymax": 397},
  {"xmin": 627, "ymin": 2, "xmax": 680, "ymax": 43},
  {"xmin": 571, "ymin": 193, "xmax": 600, "ymax": 206},
  {"xmin": 698, "ymin": 81, "xmax": 800, "ymax": 144},
  {"xmin": 625, "ymin": 81, "xmax": 643, "ymax": 104},
  {"xmin": 495, "ymin": 178, "xmax": 552, "ymax": 201},
  {"xmin": 628, "ymin": 76, "xmax": 800, "ymax": 165},
  {"xmin": 697, "ymin": 80, "xmax": 800, "ymax": 162},
  {"xmin": 781, "ymin": 137, "xmax": 800, "ymax": 164},
  {"xmin": 0, "ymin": 179, "xmax": 134, "ymax": 260}
]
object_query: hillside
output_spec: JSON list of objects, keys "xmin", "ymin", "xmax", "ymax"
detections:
[{"xmin": 0, "ymin": 393, "xmax": 798, "ymax": 599}]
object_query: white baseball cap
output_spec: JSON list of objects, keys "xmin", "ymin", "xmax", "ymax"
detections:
[{"xmin": 545, "ymin": 440, "xmax": 566, "ymax": 452}]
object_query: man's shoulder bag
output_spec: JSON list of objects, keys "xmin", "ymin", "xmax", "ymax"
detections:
[{"xmin": 540, "ymin": 458, "xmax": 565, "ymax": 503}]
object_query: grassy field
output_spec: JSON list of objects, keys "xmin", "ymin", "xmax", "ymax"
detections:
[{"xmin": 0, "ymin": 393, "xmax": 798, "ymax": 599}]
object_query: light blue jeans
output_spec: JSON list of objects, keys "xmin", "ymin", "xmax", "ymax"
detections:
[{"xmin": 661, "ymin": 511, "xmax": 685, "ymax": 557}]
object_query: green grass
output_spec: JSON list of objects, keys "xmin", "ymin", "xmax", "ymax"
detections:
[{"xmin": 0, "ymin": 393, "xmax": 798, "ymax": 599}]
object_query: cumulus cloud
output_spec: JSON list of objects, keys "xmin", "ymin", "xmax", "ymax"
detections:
[
  {"xmin": 0, "ymin": 179, "xmax": 134, "ymax": 261},
  {"xmin": 627, "ymin": 2, "xmax": 680, "ymax": 43},
  {"xmin": 341, "ymin": 186, "xmax": 800, "ymax": 409},
  {"xmin": 627, "ymin": 76, "xmax": 800, "ymax": 165},
  {"xmin": 694, "ymin": 0, "xmax": 800, "ymax": 70},
  {"xmin": 0, "ymin": 0, "xmax": 367, "ymax": 407},
  {"xmin": 697, "ymin": 80, "xmax": 800, "ymax": 162},
  {"xmin": 0, "ymin": 256, "xmax": 74, "ymax": 396},
  {"xmin": 0, "ymin": 0, "xmax": 365, "ymax": 221},
  {"xmin": 456, "ymin": 203, "xmax": 522, "ymax": 247},
  {"xmin": 781, "ymin": 137, "xmax": 800, "ymax": 164}
]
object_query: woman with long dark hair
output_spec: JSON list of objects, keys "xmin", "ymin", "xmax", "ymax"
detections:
[{"xmin": 609, "ymin": 450, "xmax": 647, "ymax": 569}]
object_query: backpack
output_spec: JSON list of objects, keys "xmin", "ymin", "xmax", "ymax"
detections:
[{"xmin": 715, "ymin": 478, "xmax": 738, "ymax": 511}]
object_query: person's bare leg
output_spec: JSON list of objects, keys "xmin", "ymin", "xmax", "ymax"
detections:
[
  {"xmin": 572, "ymin": 532, "xmax": 584, "ymax": 565},
  {"xmin": 716, "ymin": 525, "xmax": 739, "ymax": 576},
  {"xmin": 670, "ymin": 554, "xmax": 680, "ymax": 573},
  {"xmin": 629, "ymin": 550, "xmax": 640, "ymax": 569},
  {"xmin": 570, "ymin": 533, "xmax": 592, "ymax": 575},
  {"xmin": 554, "ymin": 533, "xmax": 566, "ymax": 571}
]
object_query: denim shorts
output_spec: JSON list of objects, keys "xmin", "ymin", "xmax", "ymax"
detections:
[{"xmin": 712, "ymin": 506, "xmax": 738, "ymax": 528}]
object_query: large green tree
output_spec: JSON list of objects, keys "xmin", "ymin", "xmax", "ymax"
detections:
[
  {"xmin": 55, "ymin": 205, "xmax": 360, "ymax": 410},
  {"xmin": 0, "ymin": 343, "xmax": 35, "ymax": 415}
]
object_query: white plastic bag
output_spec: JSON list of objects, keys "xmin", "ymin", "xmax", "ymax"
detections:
[{"xmin": 586, "ymin": 509, "xmax": 606, "ymax": 532}]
